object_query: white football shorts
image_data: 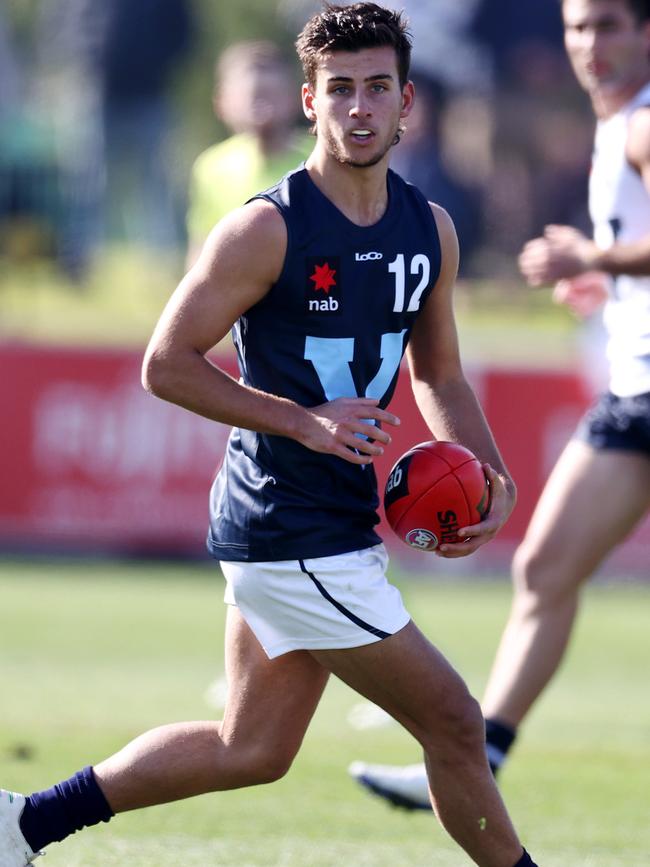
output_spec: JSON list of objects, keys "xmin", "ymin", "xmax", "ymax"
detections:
[{"xmin": 220, "ymin": 544, "xmax": 411, "ymax": 659}]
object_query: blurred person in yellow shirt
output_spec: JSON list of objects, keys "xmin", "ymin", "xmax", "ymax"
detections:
[{"xmin": 186, "ymin": 40, "xmax": 312, "ymax": 268}]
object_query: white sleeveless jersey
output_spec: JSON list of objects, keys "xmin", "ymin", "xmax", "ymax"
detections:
[{"xmin": 589, "ymin": 81, "xmax": 650, "ymax": 397}]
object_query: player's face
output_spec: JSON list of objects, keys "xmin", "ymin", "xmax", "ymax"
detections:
[
  {"xmin": 563, "ymin": 0, "xmax": 650, "ymax": 103},
  {"xmin": 302, "ymin": 46, "xmax": 414, "ymax": 169}
]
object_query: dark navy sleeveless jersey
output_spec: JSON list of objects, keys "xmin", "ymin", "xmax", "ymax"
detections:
[{"xmin": 207, "ymin": 166, "xmax": 442, "ymax": 562}]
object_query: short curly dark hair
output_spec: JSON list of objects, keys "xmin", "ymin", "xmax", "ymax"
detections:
[{"xmin": 296, "ymin": 3, "xmax": 412, "ymax": 88}]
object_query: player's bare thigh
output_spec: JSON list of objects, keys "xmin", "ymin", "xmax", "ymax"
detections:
[
  {"xmin": 310, "ymin": 620, "xmax": 482, "ymax": 754},
  {"xmin": 517, "ymin": 439, "xmax": 650, "ymax": 587},
  {"xmin": 220, "ymin": 608, "xmax": 329, "ymax": 769}
]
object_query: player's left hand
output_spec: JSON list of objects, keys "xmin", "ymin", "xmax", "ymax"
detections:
[
  {"xmin": 435, "ymin": 465, "xmax": 515, "ymax": 559},
  {"xmin": 519, "ymin": 224, "xmax": 599, "ymax": 285}
]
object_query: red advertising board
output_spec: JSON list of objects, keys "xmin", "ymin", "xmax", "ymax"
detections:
[
  {"xmin": 1, "ymin": 343, "xmax": 648, "ymax": 572},
  {"xmin": 1, "ymin": 344, "xmax": 228, "ymax": 554}
]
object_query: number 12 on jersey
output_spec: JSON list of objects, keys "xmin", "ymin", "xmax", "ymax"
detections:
[{"xmin": 388, "ymin": 253, "xmax": 430, "ymax": 313}]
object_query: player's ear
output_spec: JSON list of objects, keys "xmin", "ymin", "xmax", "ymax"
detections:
[
  {"xmin": 400, "ymin": 80, "xmax": 415, "ymax": 119},
  {"xmin": 302, "ymin": 83, "xmax": 317, "ymax": 122}
]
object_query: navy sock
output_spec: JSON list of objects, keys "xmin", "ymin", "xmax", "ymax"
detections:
[
  {"xmin": 19, "ymin": 766, "xmax": 114, "ymax": 852},
  {"xmin": 513, "ymin": 848, "xmax": 538, "ymax": 867},
  {"xmin": 485, "ymin": 717, "xmax": 517, "ymax": 776}
]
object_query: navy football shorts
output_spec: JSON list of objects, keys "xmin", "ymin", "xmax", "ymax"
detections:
[{"xmin": 575, "ymin": 391, "xmax": 650, "ymax": 457}]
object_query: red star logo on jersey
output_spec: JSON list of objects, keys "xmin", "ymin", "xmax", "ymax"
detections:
[
  {"xmin": 309, "ymin": 262, "xmax": 337, "ymax": 293},
  {"xmin": 305, "ymin": 256, "xmax": 342, "ymax": 315}
]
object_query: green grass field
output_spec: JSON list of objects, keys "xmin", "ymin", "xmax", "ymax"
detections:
[{"xmin": 1, "ymin": 559, "xmax": 648, "ymax": 866}]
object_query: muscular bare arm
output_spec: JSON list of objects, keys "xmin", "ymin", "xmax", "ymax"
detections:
[
  {"xmin": 142, "ymin": 200, "xmax": 399, "ymax": 465},
  {"xmin": 405, "ymin": 204, "xmax": 516, "ymax": 556}
]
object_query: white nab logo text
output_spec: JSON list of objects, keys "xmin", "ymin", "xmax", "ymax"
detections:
[
  {"xmin": 355, "ymin": 251, "xmax": 383, "ymax": 261},
  {"xmin": 309, "ymin": 297, "xmax": 339, "ymax": 311}
]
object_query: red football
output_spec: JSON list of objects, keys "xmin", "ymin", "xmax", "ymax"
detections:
[{"xmin": 384, "ymin": 441, "xmax": 490, "ymax": 552}]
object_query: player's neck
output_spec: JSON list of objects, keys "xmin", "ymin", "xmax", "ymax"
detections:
[{"xmin": 305, "ymin": 149, "xmax": 390, "ymax": 227}]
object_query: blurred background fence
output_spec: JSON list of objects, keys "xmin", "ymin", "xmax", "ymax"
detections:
[{"xmin": 2, "ymin": 343, "xmax": 648, "ymax": 573}]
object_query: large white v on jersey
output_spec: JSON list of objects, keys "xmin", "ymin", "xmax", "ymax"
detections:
[{"xmin": 590, "ymin": 81, "xmax": 650, "ymax": 397}]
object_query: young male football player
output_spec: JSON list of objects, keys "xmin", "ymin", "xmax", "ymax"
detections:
[
  {"xmin": 350, "ymin": 0, "xmax": 650, "ymax": 813},
  {"xmin": 0, "ymin": 6, "xmax": 538, "ymax": 866}
]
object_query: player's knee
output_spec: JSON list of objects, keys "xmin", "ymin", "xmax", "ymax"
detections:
[
  {"xmin": 512, "ymin": 541, "xmax": 581, "ymax": 618},
  {"xmin": 255, "ymin": 753, "xmax": 295, "ymax": 784},
  {"xmin": 236, "ymin": 744, "xmax": 296, "ymax": 786},
  {"xmin": 446, "ymin": 691, "xmax": 485, "ymax": 752},
  {"xmin": 421, "ymin": 687, "xmax": 485, "ymax": 759},
  {"xmin": 513, "ymin": 541, "xmax": 556, "ymax": 600}
]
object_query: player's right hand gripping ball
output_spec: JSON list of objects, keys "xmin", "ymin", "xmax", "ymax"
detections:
[{"xmin": 384, "ymin": 441, "xmax": 490, "ymax": 552}]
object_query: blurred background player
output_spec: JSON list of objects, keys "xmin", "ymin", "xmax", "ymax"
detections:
[
  {"xmin": 349, "ymin": 0, "xmax": 650, "ymax": 811},
  {"xmin": 30, "ymin": 0, "xmax": 193, "ymax": 278},
  {"xmin": 185, "ymin": 39, "xmax": 311, "ymax": 267},
  {"xmin": 99, "ymin": 0, "xmax": 194, "ymax": 253}
]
